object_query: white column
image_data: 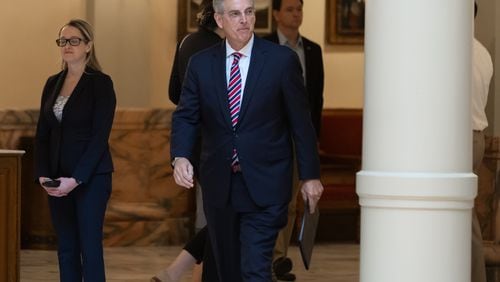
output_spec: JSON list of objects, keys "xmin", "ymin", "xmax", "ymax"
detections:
[{"xmin": 357, "ymin": 1, "xmax": 476, "ymax": 282}]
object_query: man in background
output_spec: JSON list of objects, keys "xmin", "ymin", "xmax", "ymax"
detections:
[
  {"xmin": 264, "ymin": 0, "xmax": 324, "ymax": 280},
  {"xmin": 471, "ymin": 2, "xmax": 493, "ymax": 282}
]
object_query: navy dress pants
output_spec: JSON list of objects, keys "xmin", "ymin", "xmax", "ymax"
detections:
[
  {"xmin": 48, "ymin": 173, "xmax": 111, "ymax": 282},
  {"xmin": 204, "ymin": 172, "xmax": 288, "ymax": 282}
]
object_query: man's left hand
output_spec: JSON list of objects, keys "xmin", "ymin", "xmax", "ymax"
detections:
[{"xmin": 300, "ymin": 179, "xmax": 323, "ymax": 214}]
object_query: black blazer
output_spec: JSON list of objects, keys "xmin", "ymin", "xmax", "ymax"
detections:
[
  {"xmin": 35, "ymin": 68, "xmax": 116, "ymax": 183},
  {"xmin": 171, "ymin": 36, "xmax": 320, "ymax": 208},
  {"xmin": 169, "ymin": 26, "xmax": 223, "ymax": 105},
  {"xmin": 263, "ymin": 32, "xmax": 324, "ymax": 137},
  {"xmin": 168, "ymin": 27, "xmax": 222, "ymax": 175}
]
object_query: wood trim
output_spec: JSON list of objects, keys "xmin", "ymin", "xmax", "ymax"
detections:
[{"xmin": 0, "ymin": 153, "xmax": 23, "ymax": 282}]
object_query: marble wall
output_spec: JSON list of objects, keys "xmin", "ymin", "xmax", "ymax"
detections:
[{"xmin": 0, "ymin": 108, "xmax": 194, "ymax": 247}]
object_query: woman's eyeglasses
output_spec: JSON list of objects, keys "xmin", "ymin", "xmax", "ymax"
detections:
[{"xmin": 55, "ymin": 37, "xmax": 87, "ymax": 47}]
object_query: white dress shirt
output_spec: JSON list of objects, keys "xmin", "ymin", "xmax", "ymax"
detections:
[
  {"xmin": 276, "ymin": 28, "xmax": 306, "ymax": 83},
  {"xmin": 225, "ymin": 35, "xmax": 254, "ymax": 102},
  {"xmin": 471, "ymin": 38, "xmax": 493, "ymax": 131}
]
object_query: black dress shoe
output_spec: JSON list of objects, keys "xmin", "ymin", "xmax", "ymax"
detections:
[
  {"xmin": 273, "ymin": 256, "xmax": 293, "ymax": 276},
  {"xmin": 275, "ymin": 272, "xmax": 296, "ymax": 281}
]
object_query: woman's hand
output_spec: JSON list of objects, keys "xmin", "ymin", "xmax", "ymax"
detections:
[{"xmin": 40, "ymin": 177, "xmax": 79, "ymax": 197}]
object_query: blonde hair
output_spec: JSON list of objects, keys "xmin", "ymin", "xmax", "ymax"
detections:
[{"xmin": 58, "ymin": 19, "xmax": 102, "ymax": 71}]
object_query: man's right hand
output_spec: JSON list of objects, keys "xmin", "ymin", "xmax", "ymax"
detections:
[{"xmin": 172, "ymin": 157, "xmax": 194, "ymax": 188}]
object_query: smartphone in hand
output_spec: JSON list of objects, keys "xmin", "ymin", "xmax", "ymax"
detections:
[{"xmin": 42, "ymin": 179, "xmax": 61, "ymax": 188}]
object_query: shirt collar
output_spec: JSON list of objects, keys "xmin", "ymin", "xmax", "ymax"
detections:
[
  {"xmin": 277, "ymin": 28, "xmax": 303, "ymax": 48},
  {"xmin": 225, "ymin": 34, "xmax": 254, "ymax": 58}
]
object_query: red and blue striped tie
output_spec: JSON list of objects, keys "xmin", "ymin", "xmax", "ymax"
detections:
[{"xmin": 228, "ymin": 52, "xmax": 242, "ymax": 168}]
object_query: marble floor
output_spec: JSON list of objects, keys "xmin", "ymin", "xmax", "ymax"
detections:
[{"xmin": 21, "ymin": 243, "xmax": 359, "ymax": 281}]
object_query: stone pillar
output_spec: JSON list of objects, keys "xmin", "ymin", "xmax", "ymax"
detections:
[{"xmin": 357, "ymin": 1, "xmax": 476, "ymax": 282}]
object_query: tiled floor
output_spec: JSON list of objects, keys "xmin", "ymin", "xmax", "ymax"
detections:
[{"xmin": 21, "ymin": 243, "xmax": 359, "ymax": 281}]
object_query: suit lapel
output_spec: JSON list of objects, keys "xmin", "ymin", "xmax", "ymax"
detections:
[
  {"xmin": 213, "ymin": 42, "xmax": 233, "ymax": 129},
  {"xmin": 237, "ymin": 37, "xmax": 266, "ymax": 127},
  {"xmin": 61, "ymin": 70, "xmax": 89, "ymax": 120},
  {"xmin": 45, "ymin": 70, "xmax": 66, "ymax": 124},
  {"xmin": 303, "ymin": 39, "xmax": 313, "ymax": 83}
]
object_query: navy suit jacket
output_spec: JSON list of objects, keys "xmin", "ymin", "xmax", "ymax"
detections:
[
  {"xmin": 171, "ymin": 36, "xmax": 320, "ymax": 208},
  {"xmin": 263, "ymin": 32, "xmax": 324, "ymax": 137},
  {"xmin": 35, "ymin": 68, "xmax": 116, "ymax": 183}
]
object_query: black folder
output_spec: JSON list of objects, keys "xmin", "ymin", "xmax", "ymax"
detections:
[{"xmin": 298, "ymin": 200, "xmax": 320, "ymax": 270}]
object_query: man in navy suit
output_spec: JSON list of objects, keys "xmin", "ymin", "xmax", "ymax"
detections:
[
  {"xmin": 264, "ymin": 0, "xmax": 324, "ymax": 280},
  {"xmin": 170, "ymin": 0, "xmax": 323, "ymax": 281}
]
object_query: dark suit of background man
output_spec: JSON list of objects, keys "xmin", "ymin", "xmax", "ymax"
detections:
[
  {"xmin": 264, "ymin": 0, "xmax": 324, "ymax": 280},
  {"xmin": 170, "ymin": 0, "xmax": 324, "ymax": 281}
]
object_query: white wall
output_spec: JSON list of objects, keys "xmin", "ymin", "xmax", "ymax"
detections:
[
  {"xmin": 0, "ymin": 0, "xmax": 364, "ymax": 109},
  {"xmin": 94, "ymin": 0, "xmax": 177, "ymax": 108},
  {"xmin": 0, "ymin": 0, "xmax": 178, "ymax": 109},
  {"xmin": 301, "ymin": 0, "xmax": 365, "ymax": 109},
  {"xmin": 0, "ymin": 0, "xmax": 86, "ymax": 108}
]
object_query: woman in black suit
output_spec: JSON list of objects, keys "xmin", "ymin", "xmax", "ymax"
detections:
[{"xmin": 35, "ymin": 19, "xmax": 116, "ymax": 282}]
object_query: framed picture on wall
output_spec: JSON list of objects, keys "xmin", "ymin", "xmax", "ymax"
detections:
[
  {"xmin": 177, "ymin": 0, "xmax": 274, "ymax": 41},
  {"xmin": 326, "ymin": 0, "xmax": 365, "ymax": 45}
]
